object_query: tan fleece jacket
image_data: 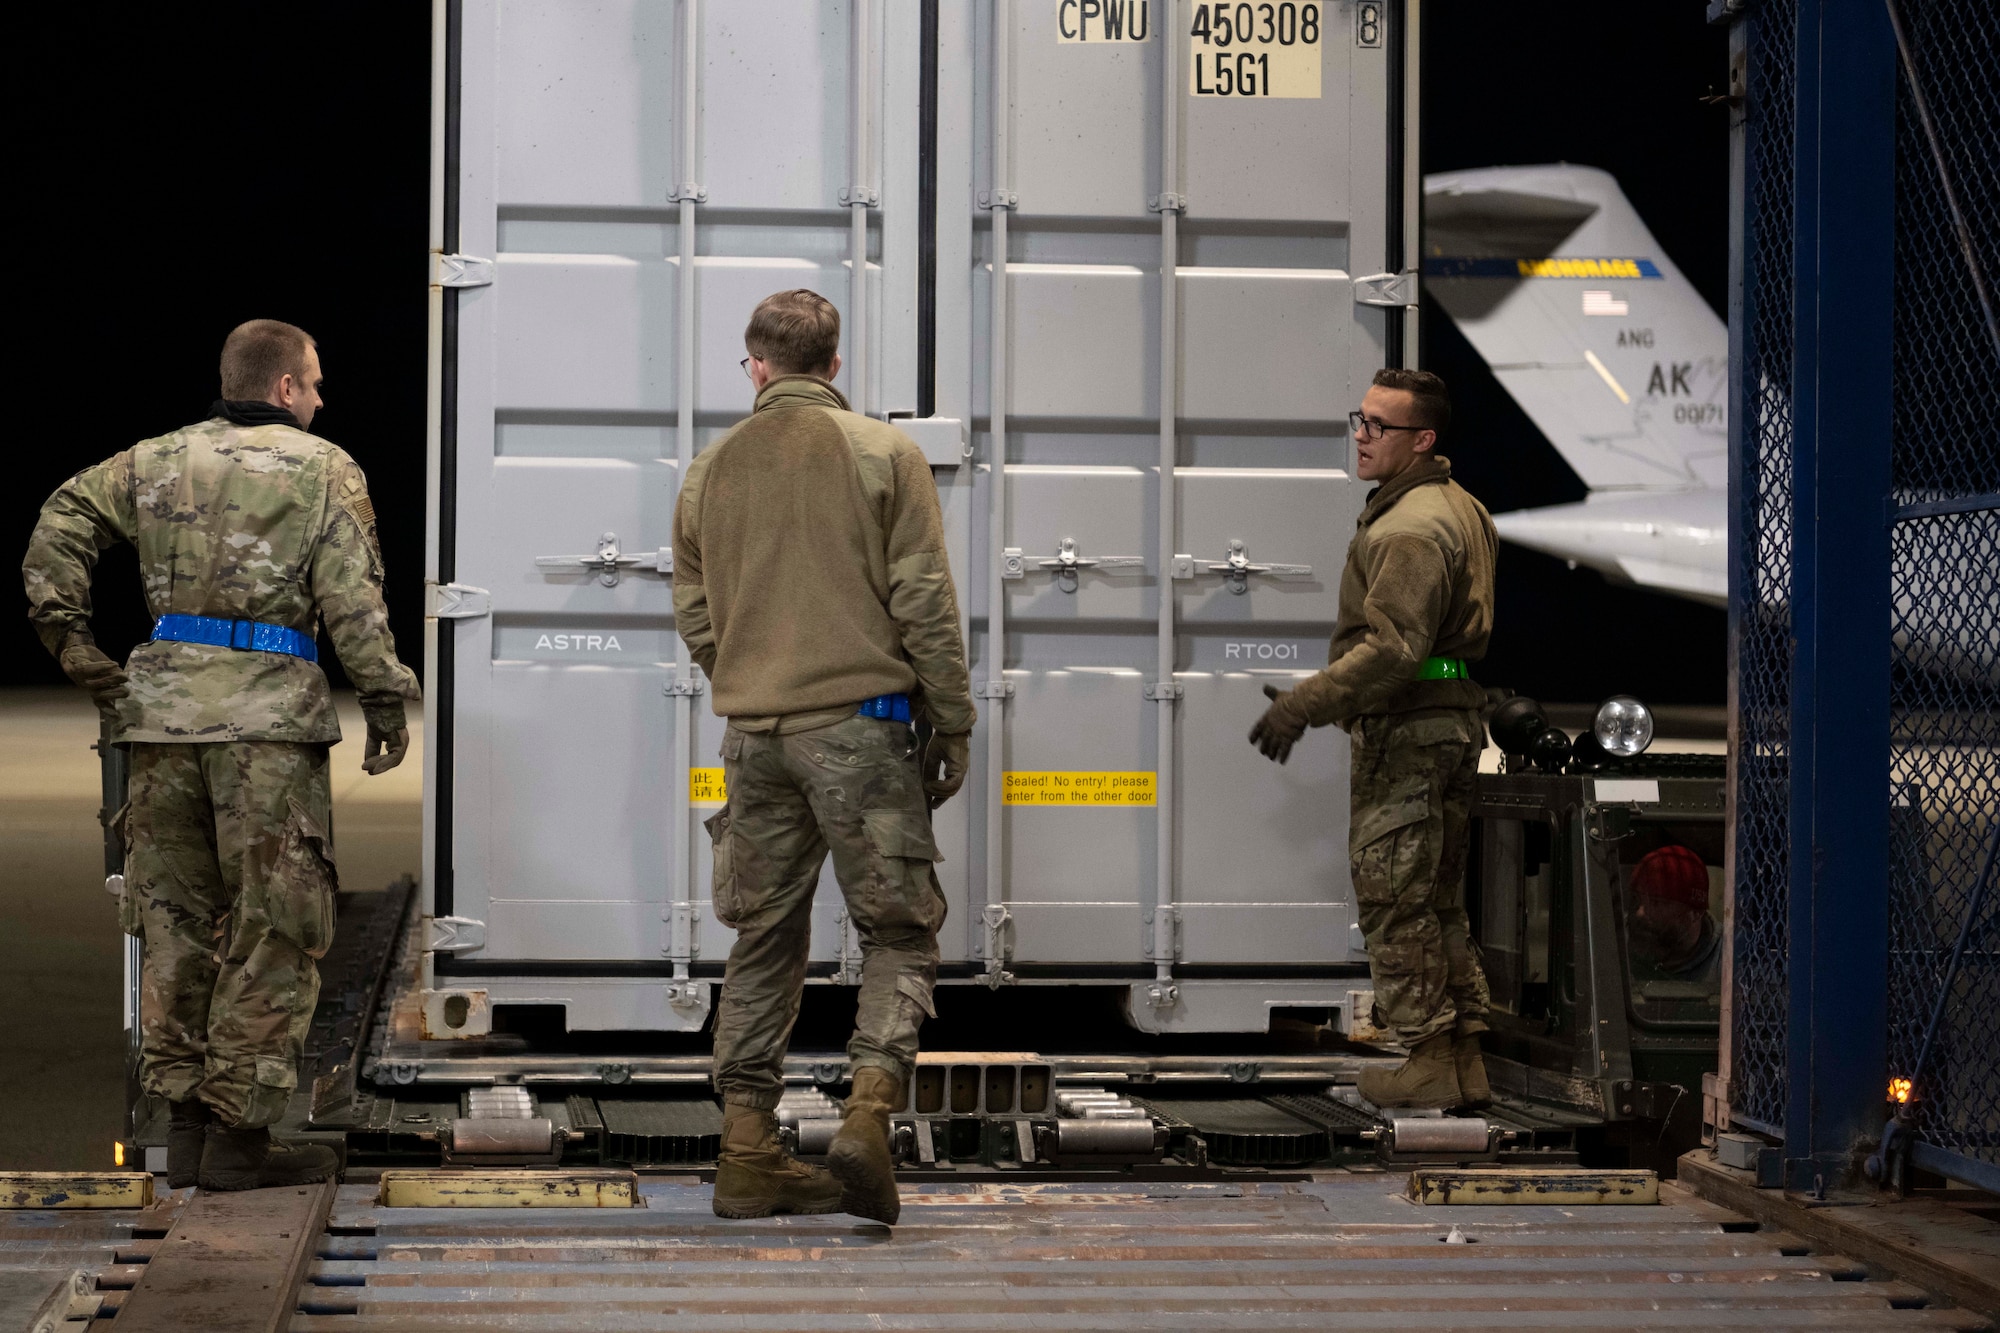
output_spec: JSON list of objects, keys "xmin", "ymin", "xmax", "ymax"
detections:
[
  {"xmin": 1290, "ymin": 454, "xmax": 1497, "ymax": 727},
  {"xmin": 672, "ymin": 377, "xmax": 976, "ymax": 734}
]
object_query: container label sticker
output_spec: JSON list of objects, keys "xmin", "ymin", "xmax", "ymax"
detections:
[
  {"xmin": 1189, "ymin": 2, "xmax": 1323, "ymax": 98},
  {"xmin": 690, "ymin": 768, "xmax": 727, "ymax": 805},
  {"xmin": 1057, "ymin": 0, "xmax": 1152, "ymax": 41},
  {"xmin": 1004, "ymin": 772, "xmax": 1157, "ymax": 806}
]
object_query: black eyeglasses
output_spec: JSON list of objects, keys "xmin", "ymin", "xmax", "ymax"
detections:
[
  {"xmin": 1348, "ymin": 410, "xmax": 1424, "ymax": 440},
  {"xmin": 740, "ymin": 357, "xmax": 755, "ymax": 381}
]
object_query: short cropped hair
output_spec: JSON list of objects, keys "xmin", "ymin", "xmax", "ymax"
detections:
[
  {"xmin": 744, "ymin": 289, "xmax": 841, "ymax": 376},
  {"xmin": 1372, "ymin": 367, "xmax": 1451, "ymax": 437},
  {"xmin": 220, "ymin": 320, "xmax": 316, "ymax": 400}
]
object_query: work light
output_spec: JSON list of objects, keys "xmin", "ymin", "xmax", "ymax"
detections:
[{"xmin": 1593, "ymin": 695, "xmax": 1655, "ymax": 757}]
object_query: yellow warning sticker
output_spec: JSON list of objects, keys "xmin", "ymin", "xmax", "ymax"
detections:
[
  {"xmin": 690, "ymin": 768, "xmax": 727, "ymax": 805},
  {"xmin": 1004, "ymin": 771, "xmax": 1157, "ymax": 806},
  {"xmin": 1188, "ymin": 2, "xmax": 1323, "ymax": 99}
]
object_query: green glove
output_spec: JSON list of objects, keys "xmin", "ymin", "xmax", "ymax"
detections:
[
  {"xmin": 59, "ymin": 629, "xmax": 128, "ymax": 703},
  {"xmin": 922, "ymin": 730, "xmax": 971, "ymax": 808},
  {"xmin": 363, "ymin": 728, "xmax": 410, "ymax": 775},
  {"xmin": 1248, "ymin": 683, "xmax": 1308, "ymax": 764}
]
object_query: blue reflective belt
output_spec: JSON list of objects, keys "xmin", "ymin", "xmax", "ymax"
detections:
[
  {"xmin": 152, "ymin": 614, "xmax": 318, "ymax": 663},
  {"xmin": 856, "ymin": 693, "xmax": 911, "ymax": 723}
]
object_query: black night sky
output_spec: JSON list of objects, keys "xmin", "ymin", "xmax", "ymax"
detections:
[{"xmin": 8, "ymin": 2, "xmax": 1730, "ymax": 705}]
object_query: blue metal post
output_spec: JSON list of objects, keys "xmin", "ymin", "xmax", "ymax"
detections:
[{"xmin": 1785, "ymin": 0, "xmax": 1896, "ymax": 1188}]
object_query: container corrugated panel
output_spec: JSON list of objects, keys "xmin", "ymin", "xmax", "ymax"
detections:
[{"xmin": 428, "ymin": 1, "xmax": 1411, "ymax": 1034}]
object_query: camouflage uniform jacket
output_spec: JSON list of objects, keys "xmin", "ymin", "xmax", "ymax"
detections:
[
  {"xmin": 1290, "ymin": 455, "xmax": 1497, "ymax": 728},
  {"xmin": 24, "ymin": 415, "xmax": 419, "ymax": 744}
]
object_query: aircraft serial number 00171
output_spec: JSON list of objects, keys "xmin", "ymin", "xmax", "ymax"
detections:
[{"xmin": 1189, "ymin": 2, "xmax": 1326, "ymax": 100}]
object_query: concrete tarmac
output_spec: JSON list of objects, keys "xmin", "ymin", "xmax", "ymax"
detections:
[{"xmin": 0, "ymin": 688, "xmax": 421, "ymax": 1170}]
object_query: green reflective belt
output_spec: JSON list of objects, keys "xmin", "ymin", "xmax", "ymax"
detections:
[{"xmin": 1416, "ymin": 656, "xmax": 1469, "ymax": 681}]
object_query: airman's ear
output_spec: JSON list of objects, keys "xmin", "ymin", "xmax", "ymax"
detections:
[{"xmin": 1413, "ymin": 429, "xmax": 1438, "ymax": 454}]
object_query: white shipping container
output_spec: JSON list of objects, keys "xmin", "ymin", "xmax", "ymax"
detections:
[{"xmin": 420, "ymin": 0, "xmax": 1420, "ymax": 1045}]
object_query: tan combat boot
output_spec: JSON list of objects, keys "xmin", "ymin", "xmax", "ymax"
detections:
[
  {"xmin": 827, "ymin": 1066, "xmax": 903, "ymax": 1225},
  {"xmin": 711, "ymin": 1104, "xmax": 842, "ymax": 1219},
  {"xmin": 1356, "ymin": 1032, "xmax": 1464, "ymax": 1110},
  {"xmin": 1454, "ymin": 1017, "xmax": 1493, "ymax": 1110}
]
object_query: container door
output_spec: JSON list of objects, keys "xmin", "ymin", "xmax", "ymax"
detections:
[
  {"xmin": 434, "ymin": 0, "xmax": 919, "ymax": 1021},
  {"xmin": 947, "ymin": 0, "xmax": 1402, "ymax": 997}
]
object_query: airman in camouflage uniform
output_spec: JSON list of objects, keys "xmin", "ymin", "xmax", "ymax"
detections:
[
  {"xmin": 675, "ymin": 291, "xmax": 973, "ymax": 1225},
  {"xmin": 1250, "ymin": 368, "xmax": 1497, "ymax": 1111},
  {"xmin": 23, "ymin": 319, "xmax": 417, "ymax": 1189}
]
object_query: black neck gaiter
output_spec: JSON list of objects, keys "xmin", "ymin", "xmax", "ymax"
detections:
[{"xmin": 211, "ymin": 399, "xmax": 300, "ymax": 429}]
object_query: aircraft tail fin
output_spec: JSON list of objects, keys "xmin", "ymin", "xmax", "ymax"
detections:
[{"xmin": 1423, "ymin": 164, "xmax": 1727, "ymax": 495}]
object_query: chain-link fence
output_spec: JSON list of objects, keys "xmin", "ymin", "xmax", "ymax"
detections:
[
  {"xmin": 1882, "ymin": 0, "xmax": 2000, "ymax": 1183},
  {"xmin": 1733, "ymin": 0, "xmax": 1999, "ymax": 1178},
  {"xmin": 1729, "ymin": 0, "xmax": 1798, "ymax": 1138}
]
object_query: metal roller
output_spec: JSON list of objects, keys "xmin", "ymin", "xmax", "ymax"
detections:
[
  {"xmin": 1054, "ymin": 1118, "xmax": 1160, "ymax": 1154},
  {"xmin": 450, "ymin": 1117, "xmax": 556, "ymax": 1155},
  {"xmin": 793, "ymin": 1120, "xmax": 842, "ymax": 1155},
  {"xmin": 1385, "ymin": 1117, "xmax": 1492, "ymax": 1154}
]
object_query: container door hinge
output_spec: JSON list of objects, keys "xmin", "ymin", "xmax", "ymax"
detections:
[
  {"xmin": 1353, "ymin": 270, "xmax": 1419, "ymax": 308},
  {"xmin": 664, "ymin": 902, "xmax": 700, "ymax": 961},
  {"xmin": 978, "ymin": 188, "xmax": 1018, "ymax": 210},
  {"xmin": 838, "ymin": 185, "xmax": 879, "ymax": 207},
  {"xmin": 1143, "ymin": 906, "xmax": 1182, "ymax": 960},
  {"xmin": 975, "ymin": 680, "xmax": 1016, "ymax": 700},
  {"xmin": 428, "ymin": 915, "xmax": 486, "ymax": 954},
  {"xmin": 980, "ymin": 905, "xmax": 1015, "ymax": 987},
  {"xmin": 434, "ymin": 253, "xmax": 494, "ymax": 289},
  {"xmin": 1148, "ymin": 192, "xmax": 1187, "ymax": 213},
  {"xmin": 665, "ymin": 673, "xmax": 706, "ymax": 698},
  {"xmin": 426, "ymin": 582, "xmax": 492, "ymax": 620},
  {"xmin": 668, "ymin": 182, "xmax": 708, "ymax": 203},
  {"xmin": 833, "ymin": 909, "xmax": 863, "ymax": 986},
  {"xmin": 1143, "ymin": 682, "xmax": 1183, "ymax": 702}
]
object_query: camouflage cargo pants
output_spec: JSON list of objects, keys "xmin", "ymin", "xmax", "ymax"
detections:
[
  {"xmin": 707, "ymin": 715, "xmax": 944, "ymax": 1110},
  {"xmin": 1348, "ymin": 708, "xmax": 1491, "ymax": 1045},
  {"xmin": 123, "ymin": 741, "xmax": 335, "ymax": 1128}
]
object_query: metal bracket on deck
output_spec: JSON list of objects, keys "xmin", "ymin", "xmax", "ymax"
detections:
[
  {"xmin": 425, "ymin": 581, "xmax": 492, "ymax": 620},
  {"xmin": 427, "ymin": 915, "xmax": 486, "ymax": 954},
  {"xmin": 434, "ymin": 252, "xmax": 494, "ymax": 288}
]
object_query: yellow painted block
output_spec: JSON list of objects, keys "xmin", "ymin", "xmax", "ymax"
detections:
[
  {"xmin": 1004, "ymin": 771, "xmax": 1156, "ymax": 806},
  {"xmin": 1408, "ymin": 1167, "xmax": 1659, "ymax": 1206},
  {"xmin": 690, "ymin": 767, "xmax": 726, "ymax": 805},
  {"xmin": 377, "ymin": 1169, "xmax": 641, "ymax": 1208},
  {"xmin": 0, "ymin": 1172, "xmax": 155, "ymax": 1209}
]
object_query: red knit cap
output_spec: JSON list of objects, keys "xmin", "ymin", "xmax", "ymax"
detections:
[{"xmin": 1631, "ymin": 845, "xmax": 1711, "ymax": 910}]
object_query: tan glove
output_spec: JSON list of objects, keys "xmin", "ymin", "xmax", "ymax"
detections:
[
  {"xmin": 59, "ymin": 629, "xmax": 128, "ymax": 703},
  {"xmin": 921, "ymin": 730, "xmax": 971, "ymax": 808},
  {"xmin": 363, "ymin": 728, "xmax": 409, "ymax": 775},
  {"xmin": 1248, "ymin": 683, "xmax": 1308, "ymax": 764}
]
